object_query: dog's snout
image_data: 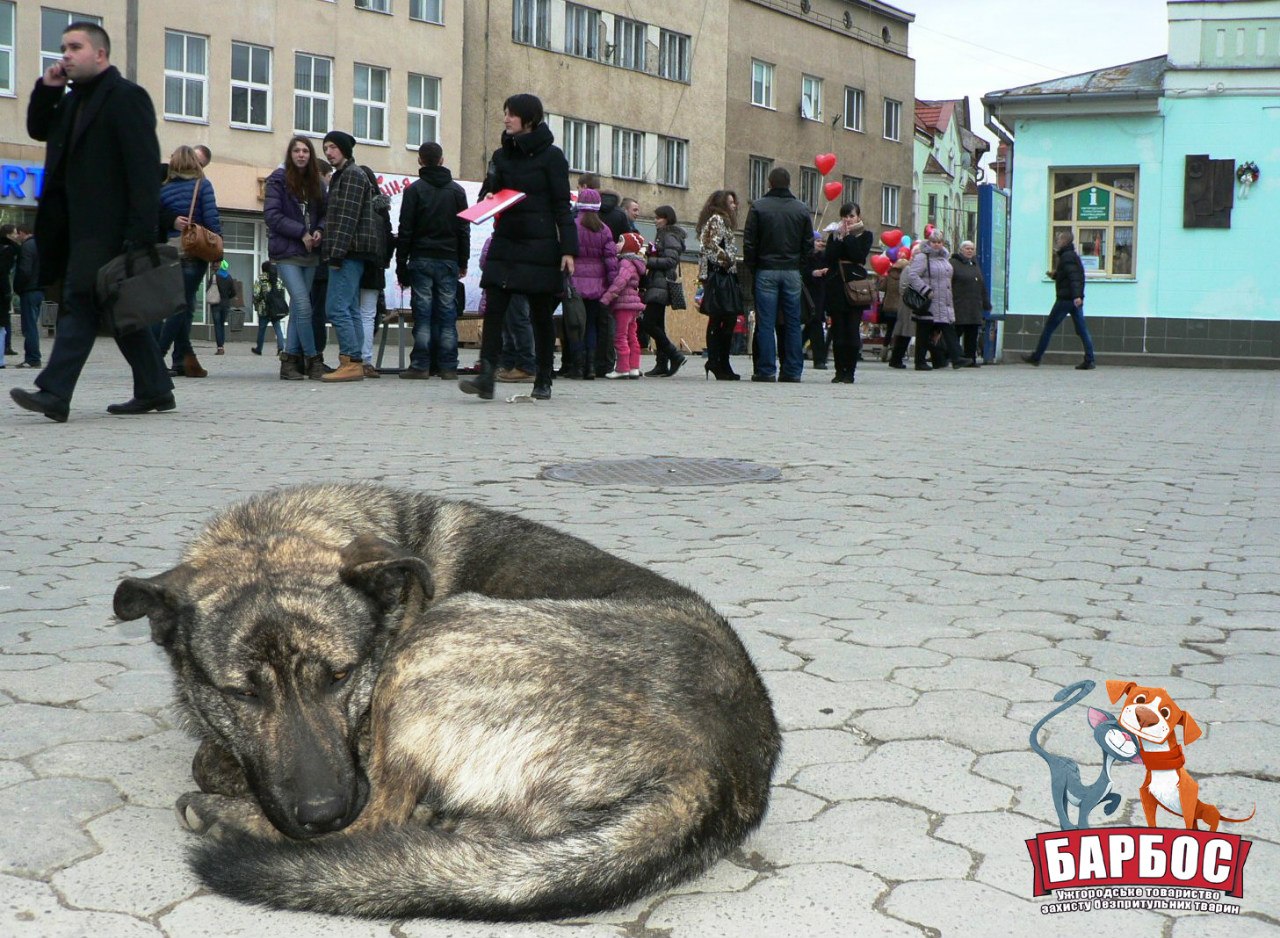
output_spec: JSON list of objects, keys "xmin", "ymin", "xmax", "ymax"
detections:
[
  {"xmin": 295, "ymin": 794, "xmax": 348, "ymax": 831},
  {"xmin": 1135, "ymin": 706, "xmax": 1159, "ymax": 728}
]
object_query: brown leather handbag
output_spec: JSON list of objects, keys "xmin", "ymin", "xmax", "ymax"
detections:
[
  {"xmin": 179, "ymin": 177, "xmax": 224, "ymax": 263},
  {"xmin": 838, "ymin": 260, "xmax": 876, "ymax": 307}
]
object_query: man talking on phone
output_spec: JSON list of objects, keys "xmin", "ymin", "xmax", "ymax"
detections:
[{"xmin": 10, "ymin": 22, "xmax": 172, "ymax": 423}]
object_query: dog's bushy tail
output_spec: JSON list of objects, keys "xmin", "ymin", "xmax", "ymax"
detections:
[{"xmin": 189, "ymin": 790, "xmax": 755, "ymax": 920}]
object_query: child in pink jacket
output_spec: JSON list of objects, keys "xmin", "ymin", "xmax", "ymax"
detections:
[{"xmin": 601, "ymin": 232, "xmax": 648, "ymax": 379}]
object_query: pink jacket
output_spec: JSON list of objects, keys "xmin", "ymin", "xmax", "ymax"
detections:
[
  {"xmin": 570, "ymin": 221, "xmax": 619, "ymax": 300},
  {"xmin": 601, "ymin": 255, "xmax": 647, "ymax": 312}
]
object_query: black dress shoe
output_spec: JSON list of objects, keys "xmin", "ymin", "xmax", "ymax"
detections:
[
  {"xmin": 106, "ymin": 393, "xmax": 176, "ymax": 415},
  {"xmin": 1021, "ymin": 353, "xmax": 1041, "ymax": 366},
  {"xmin": 10, "ymin": 387, "xmax": 69, "ymax": 423},
  {"xmin": 914, "ymin": 363, "xmax": 933, "ymax": 371},
  {"xmin": 1076, "ymin": 360, "xmax": 1096, "ymax": 370},
  {"xmin": 750, "ymin": 374, "xmax": 776, "ymax": 382},
  {"xmin": 888, "ymin": 361, "xmax": 907, "ymax": 369},
  {"xmin": 778, "ymin": 375, "xmax": 802, "ymax": 383}
]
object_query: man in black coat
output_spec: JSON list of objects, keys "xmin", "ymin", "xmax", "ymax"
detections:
[
  {"xmin": 1022, "ymin": 231, "xmax": 1096, "ymax": 370},
  {"xmin": 10, "ymin": 22, "xmax": 172, "ymax": 422}
]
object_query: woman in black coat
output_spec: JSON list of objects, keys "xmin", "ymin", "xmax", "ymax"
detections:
[
  {"xmin": 821, "ymin": 203, "xmax": 874, "ymax": 384},
  {"xmin": 638, "ymin": 205, "xmax": 688, "ymax": 377},
  {"xmin": 460, "ymin": 94, "xmax": 578, "ymax": 401},
  {"xmin": 950, "ymin": 240, "xmax": 991, "ymax": 367}
]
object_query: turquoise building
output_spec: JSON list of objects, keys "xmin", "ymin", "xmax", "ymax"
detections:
[{"xmin": 983, "ymin": 0, "xmax": 1278, "ymax": 366}]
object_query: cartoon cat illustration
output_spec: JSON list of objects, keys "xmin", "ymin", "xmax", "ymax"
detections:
[{"xmin": 1030, "ymin": 680, "xmax": 1143, "ymax": 830}]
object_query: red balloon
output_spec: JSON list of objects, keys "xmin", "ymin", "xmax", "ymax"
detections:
[
  {"xmin": 881, "ymin": 229, "xmax": 903, "ymax": 248},
  {"xmin": 815, "ymin": 153, "xmax": 837, "ymax": 176},
  {"xmin": 871, "ymin": 254, "xmax": 892, "ymax": 276},
  {"xmin": 822, "ymin": 181, "xmax": 843, "ymax": 202},
  {"xmin": 898, "ymin": 247, "xmax": 911, "ymax": 261}
]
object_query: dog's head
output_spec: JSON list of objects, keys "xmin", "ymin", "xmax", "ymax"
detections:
[
  {"xmin": 114, "ymin": 534, "xmax": 433, "ymax": 840},
  {"xmin": 1106, "ymin": 680, "xmax": 1202, "ymax": 748}
]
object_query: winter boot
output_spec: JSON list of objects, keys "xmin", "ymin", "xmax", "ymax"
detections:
[
  {"xmin": 304, "ymin": 355, "xmax": 328, "ymax": 380},
  {"xmin": 321, "ymin": 354, "xmax": 365, "ymax": 383},
  {"xmin": 459, "ymin": 361, "xmax": 496, "ymax": 400},
  {"xmin": 531, "ymin": 371, "xmax": 553, "ymax": 400},
  {"xmin": 888, "ymin": 336, "xmax": 910, "ymax": 369},
  {"xmin": 183, "ymin": 352, "xmax": 208, "ymax": 378},
  {"xmin": 279, "ymin": 353, "xmax": 305, "ymax": 381},
  {"xmin": 645, "ymin": 350, "xmax": 669, "ymax": 377}
]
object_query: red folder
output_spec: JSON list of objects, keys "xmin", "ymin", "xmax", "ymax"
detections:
[{"xmin": 458, "ymin": 189, "xmax": 526, "ymax": 224}]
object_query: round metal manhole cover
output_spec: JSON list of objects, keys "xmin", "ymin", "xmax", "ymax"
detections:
[{"xmin": 540, "ymin": 457, "xmax": 782, "ymax": 487}]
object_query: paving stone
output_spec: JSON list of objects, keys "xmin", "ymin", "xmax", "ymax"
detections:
[
  {"xmin": 0, "ymin": 660, "xmax": 122, "ymax": 705},
  {"xmin": 762, "ymin": 670, "xmax": 912, "ymax": 731},
  {"xmin": 790, "ymin": 639, "xmax": 949, "ymax": 682},
  {"xmin": 0, "ymin": 760, "xmax": 34, "ymax": 787},
  {"xmin": 853, "ymin": 689, "xmax": 1030, "ymax": 751},
  {"xmin": 773, "ymin": 727, "xmax": 872, "ymax": 782},
  {"xmin": 30, "ymin": 730, "xmax": 194, "ymax": 810},
  {"xmin": 159, "ymin": 894, "xmax": 397, "ymax": 937},
  {"xmin": 0, "ymin": 875, "xmax": 163, "ymax": 937},
  {"xmin": 0, "ymin": 704, "xmax": 159, "ymax": 759},
  {"xmin": 0, "ymin": 777, "xmax": 121, "ymax": 875}
]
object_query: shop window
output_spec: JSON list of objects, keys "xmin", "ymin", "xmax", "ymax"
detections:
[{"xmin": 1049, "ymin": 167, "xmax": 1139, "ymax": 277}]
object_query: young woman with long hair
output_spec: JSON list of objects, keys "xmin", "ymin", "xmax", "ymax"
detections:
[{"xmin": 696, "ymin": 190, "xmax": 741, "ymax": 380}]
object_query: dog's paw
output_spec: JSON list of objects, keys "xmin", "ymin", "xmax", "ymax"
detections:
[
  {"xmin": 176, "ymin": 791, "xmax": 271, "ymax": 840},
  {"xmin": 176, "ymin": 791, "xmax": 225, "ymax": 836}
]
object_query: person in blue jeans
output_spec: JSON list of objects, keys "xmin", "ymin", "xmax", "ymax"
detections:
[
  {"xmin": 743, "ymin": 167, "xmax": 813, "ymax": 382},
  {"xmin": 395, "ymin": 142, "xmax": 469, "ymax": 380},
  {"xmin": 13, "ymin": 229, "xmax": 44, "ymax": 368},
  {"xmin": 1023, "ymin": 231, "xmax": 1096, "ymax": 370}
]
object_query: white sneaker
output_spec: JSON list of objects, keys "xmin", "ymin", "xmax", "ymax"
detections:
[
  {"xmin": 604, "ymin": 370, "xmax": 628, "ymax": 380},
  {"xmin": 628, "ymin": 369, "xmax": 642, "ymax": 379}
]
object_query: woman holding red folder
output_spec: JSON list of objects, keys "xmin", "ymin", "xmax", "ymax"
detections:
[{"xmin": 460, "ymin": 93, "xmax": 578, "ymax": 401}]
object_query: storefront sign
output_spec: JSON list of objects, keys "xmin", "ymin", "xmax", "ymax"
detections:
[
  {"xmin": 1077, "ymin": 186, "xmax": 1109, "ymax": 221},
  {"xmin": 0, "ymin": 163, "xmax": 45, "ymax": 206}
]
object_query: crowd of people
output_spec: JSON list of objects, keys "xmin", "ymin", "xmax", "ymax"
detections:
[{"xmin": 6, "ymin": 25, "xmax": 1093, "ymax": 421}]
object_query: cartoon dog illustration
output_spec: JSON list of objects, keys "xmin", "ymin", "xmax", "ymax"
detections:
[{"xmin": 1106, "ymin": 680, "xmax": 1255, "ymax": 831}]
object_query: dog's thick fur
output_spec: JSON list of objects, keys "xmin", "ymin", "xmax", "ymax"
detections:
[{"xmin": 113, "ymin": 484, "xmax": 780, "ymax": 920}]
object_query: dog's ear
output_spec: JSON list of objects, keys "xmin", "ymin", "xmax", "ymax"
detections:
[
  {"xmin": 114, "ymin": 565, "xmax": 197, "ymax": 646},
  {"xmin": 1178, "ymin": 710, "xmax": 1203, "ymax": 746},
  {"xmin": 339, "ymin": 535, "xmax": 435, "ymax": 613},
  {"xmin": 1106, "ymin": 680, "xmax": 1136, "ymax": 704}
]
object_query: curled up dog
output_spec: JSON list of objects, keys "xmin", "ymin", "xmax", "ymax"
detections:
[{"xmin": 113, "ymin": 483, "xmax": 781, "ymax": 920}]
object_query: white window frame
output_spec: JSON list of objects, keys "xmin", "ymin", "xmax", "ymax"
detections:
[
  {"xmin": 614, "ymin": 16, "xmax": 646, "ymax": 71},
  {"xmin": 800, "ymin": 75, "xmax": 822, "ymax": 122},
  {"xmin": 799, "ymin": 167, "xmax": 820, "ymax": 213},
  {"xmin": 658, "ymin": 29, "xmax": 690, "ymax": 82},
  {"xmin": 407, "ymin": 72, "xmax": 440, "ymax": 148},
  {"xmin": 41, "ymin": 8, "xmax": 101, "ymax": 74},
  {"xmin": 163, "ymin": 30, "xmax": 208, "ymax": 124},
  {"xmin": 230, "ymin": 41, "xmax": 272, "ymax": 130},
  {"xmin": 748, "ymin": 155, "xmax": 772, "ymax": 203},
  {"xmin": 0, "ymin": 1, "xmax": 15, "ymax": 96},
  {"xmin": 513, "ymin": 0, "xmax": 549, "ymax": 47},
  {"xmin": 410, "ymin": 0, "xmax": 443, "ymax": 23},
  {"xmin": 842, "ymin": 175, "xmax": 861, "ymax": 206},
  {"xmin": 355, "ymin": 0, "xmax": 391, "ymax": 13},
  {"xmin": 659, "ymin": 137, "xmax": 688, "ymax": 188},
  {"xmin": 353, "ymin": 63, "xmax": 389, "ymax": 145},
  {"xmin": 612, "ymin": 127, "xmax": 644, "ymax": 181},
  {"xmin": 882, "ymin": 184, "xmax": 900, "ymax": 226},
  {"xmin": 751, "ymin": 59, "xmax": 774, "ymax": 109},
  {"xmin": 843, "ymin": 86, "xmax": 864, "ymax": 132},
  {"xmin": 883, "ymin": 98, "xmax": 902, "ymax": 141},
  {"xmin": 562, "ymin": 118, "xmax": 598, "ymax": 173},
  {"xmin": 565, "ymin": 3, "xmax": 601, "ymax": 61},
  {"xmin": 293, "ymin": 52, "xmax": 332, "ymax": 136}
]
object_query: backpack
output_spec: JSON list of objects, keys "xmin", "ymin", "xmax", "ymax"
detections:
[{"xmin": 264, "ymin": 273, "xmax": 290, "ymax": 321}]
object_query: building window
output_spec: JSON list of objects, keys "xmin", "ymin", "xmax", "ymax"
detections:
[
  {"xmin": 164, "ymin": 30, "xmax": 208, "ymax": 122},
  {"xmin": 842, "ymin": 175, "xmax": 861, "ymax": 206},
  {"xmin": 565, "ymin": 3, "xmax": 601, "ymax": 61},
  {"xmin": 353, "ymin": 63, "xmax": 388, "ymax": 144},
  {"xmin": 0, "ymin": 2, "xmax": 15, "ymax": 96},
  {"xmin": 882, "ymin": 184, "xmax": 900, "ymax": 225},
  {"xmin": 293, "ymin": 53, "xmax": 332, "ymax": 135},
  {"xmin": 926, "ymin": 193, "xmax": 938, "ymax": 225},
  {"xmin": 751, "ymin": 59, "xmax": 774, "ymax": 109},
  {"xmin": 659, "ymin": 137, "xmax": 688, "ymax": 188},
  {"xmin": 562, "ymin": 118, "xmax": 598, "ymax": 173},
  {"xmin": 748, "ymin": 156, "xmax": 773, "ymax": 203},
  {"xmin": 659, "ymin": 29, "xmax": 690, "ymax": 82},
  {"xmin": 407, "ymin": 73, "xmax": 440, "ymax": 147},
  {"xmin": 883, "ymin": 98, "xmax": 901, "ymax": 141},
  {"xmin": 230, "ymin": 42, "xmax": 271, "ymax": 130},
  {"xmin": 800, "ymin": 75, "xmax": 822, "ymax": 121},
  {"xmin": 799, "ymin": 167, "xmax": 820, "ymax": 213},
  {"xmin": 614, "ymin": 17, "xmax": 646, "ymax": 71},
  {"xmin": 613, "ymin": 128, "xmax": 644, "ymax": 180},
  {"xmin": 410, "ymin": 0, "xmax": 443, "ymax": 23},
  {"xmin": 41, "ymin": 8, "xmax": 101, "ymax": 73},
  {"xmin": 513, "ymin": 0, "xmax": 549, "ymax": 48},
  {"xmin": 843, "ymin": 87, "xmax": 864, "ymax": 132},
  {"xmin": 354, "ymin": 0, "xmax": 391, "ymax": 12},
  {"xmin": 1050, "ymin": 168, "xmax": 1138, "ymax": 277}
]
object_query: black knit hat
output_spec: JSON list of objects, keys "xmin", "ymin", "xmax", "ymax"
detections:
[{"xmin": 322, "ymin": 130, "xmax": 356, "ymax": 162}]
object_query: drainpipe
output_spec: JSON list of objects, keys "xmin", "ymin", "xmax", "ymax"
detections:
[{"xmin": 125, "ymin": 0, "xmax": 139, "ymax": 82}]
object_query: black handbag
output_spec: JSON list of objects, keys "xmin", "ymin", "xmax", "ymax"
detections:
[
  {"xmin": 96, "ymin": 244, "xmax": 186, "ymax": 338},
  {"xmin": 700, "ymin": 266, "xmax": 743, "ymax": 317},
  {"xmin": 902, "ymin": 255, "xmax": 934, "ymax": 321},
  {"xmin": 264, "ymin": 275, "xmax": 290, "ymax": 321},
  {"xmin": 667, "ymin": 270, "xmax": 687, "ymax": 310},
  {"xmin": 560, "ymin": 274, "xmax": 587, "ymax": 344}
]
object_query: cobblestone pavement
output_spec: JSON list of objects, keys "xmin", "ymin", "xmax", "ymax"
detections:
[{"xmin": 2, "ymin": 345, "xmax": 1278, "ymax": 937}]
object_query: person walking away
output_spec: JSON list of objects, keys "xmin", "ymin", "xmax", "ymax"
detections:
[
  {"xmin": 206, "ymin": 259, "xmax": 234, "ymax": 355},
  {"xmin": 460, "ymin": 93, "xmax": 577, "ymax": 402},
  {"xmin": 821, "ymin": 203, "xmax": 874, "ymax": 384},
  {"xmin": 156, "ymin": 145, "xmax": 220, "ymax": 378},
  {"xmin": 396, "ymin": 142, "xmax": 469, "ymax": 381},
  {"xmin": 638, "ymin": 205, "xmax": 688, "ymax": 377},
  {"xmin": 251, "ymin": 262, "xmax": 287, "ymax": 357},
  {"xmin": 950, "ymin": 240, "xmax": 990, "ymax": 367},
  {"xmin": 883, "ymin": 254, "xmax": 912, "ymax": 368},
  {"xmin": 696, "ymin": 190, "xmax": 742, "ymax": 380},
  {"xmin": 601, "ymin": 232, "xmax": 647, "ymax": 379},
  {"xmin": 10, "ymin": 22, "xmax": 173, "ymax": 422},
  {"xmin": 568, "ymin": 188, "xmax": 618, "ymax": 381},
  {"xmin": 902, "ymin": 229, "xmax": 964, "ymax": 370},
  {"xmin": 318, "ymin": 130, "xmax": 380, "ymax": 383},
  {"xmin": 13, "ymin": 228, "xmax": 44, "ymax": 368},
  {"xmin": 743, "ymin": 168, "xmax": 813, "ymax": 382},
  {"xmin": 1023, "ymin": 231, "xmax": 1095, "ymax": 369}
]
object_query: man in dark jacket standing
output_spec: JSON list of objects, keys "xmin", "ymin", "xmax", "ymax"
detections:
[
  {"xmin": 743, "ymin": 167, "xmax": 814, "ymax": 382},
  {"xmin": 1022, "ymin": 231, "xmax": 1096, "ymax": 369},
  {"xmin": 10, "ymin": 22, "xmax": 172, "ymax": 422},
  {"xmin": 14, "ymin": 229, "xmax": 45, "ymax": 368},
  {"xmin": 396, "ymin": 142, "xmax": 469, "ymax": 380}
]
